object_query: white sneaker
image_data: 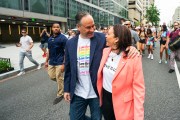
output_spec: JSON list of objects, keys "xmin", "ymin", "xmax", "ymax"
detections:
[
  {"xmin": 151, "ymin": 55, "xmax": 153, "ymax": 60},
  {"xmin": 159, "ymin": 60, "xmax": 162, "ymax": 64},
  {"xmin": 147, "ymin": 54, "xmax": 151, "ymax": 59},
  {"xmin": 37, "ymin": 64, "xmax": 41, "ymax": 69},
  {"xmin": 165, "ymin": 60, "xmax": 168, "ymax": 64},
  {"xmin": 17, "ymin": 71, "xmax": 25, "ymax": 76}
]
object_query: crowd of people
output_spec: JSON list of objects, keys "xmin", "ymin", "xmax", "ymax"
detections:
[
  {"xmin": 66, "ymin": 19, "xmax": 180, "ymax": 74},
  {"xmin": 15, "ymin": 11, "xmax": 180, "ymax": 120},
  {"xmin": 123, "ymin": 21, "xmax": 180, "ymax": 74}
]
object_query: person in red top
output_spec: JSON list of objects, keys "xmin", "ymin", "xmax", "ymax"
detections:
[{"xmin": 166, "ymin": 21, "xmax": 180, "ymax": 73}]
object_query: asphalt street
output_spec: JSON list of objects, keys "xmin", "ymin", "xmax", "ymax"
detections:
[
  {"xmin": 142, "ymin": 43, "xmax": 180, "ymax": 120},
  {"xmin": 0, "ymin": 43, "xmax": 180, "ymax": 120}
]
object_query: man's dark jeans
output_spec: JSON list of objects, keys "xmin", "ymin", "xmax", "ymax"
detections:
[{"xmin": 70, "ymin": 94, "xmax": 101, "ymax": 120}]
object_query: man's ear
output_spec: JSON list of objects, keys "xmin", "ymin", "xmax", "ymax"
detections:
[{"xmin": 77, "ymin": 24, "xmax": 80, "ymax": 31}]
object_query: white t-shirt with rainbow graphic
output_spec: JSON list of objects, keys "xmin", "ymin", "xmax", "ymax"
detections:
[{"xmin": 74, "ymin": 35, "xmax": 97, "ymax": 99}]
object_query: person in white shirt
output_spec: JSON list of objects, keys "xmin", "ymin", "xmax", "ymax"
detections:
[
  {"xmin": 16, "ymin": 29, "xmax": 41, "ymax": 76},
  {"xmin": 64, "ymin": 11, "xmax": 139, "ymax": 120}
]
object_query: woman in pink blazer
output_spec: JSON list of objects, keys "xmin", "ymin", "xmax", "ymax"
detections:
[{"xmin": 97, "ymin": 24, "xmax": 145, "ymax": 120}]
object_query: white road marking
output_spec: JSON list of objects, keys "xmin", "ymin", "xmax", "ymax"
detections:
[{"xmin": 174, "ymin": 60, "xmax": 180, "ymax": 89}]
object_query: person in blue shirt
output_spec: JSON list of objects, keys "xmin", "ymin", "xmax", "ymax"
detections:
[
  {"xmin": 45, "ymin": 23, "xmax": 68, "ymax": 105},
  {"xmin": 40, "ymin": 28, "xmax": 50, "ymax": 57}
]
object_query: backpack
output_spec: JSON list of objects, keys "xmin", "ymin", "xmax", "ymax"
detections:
[{"xmin": 169, "ymin": 36, "xmax": 180, "ymax": 51}]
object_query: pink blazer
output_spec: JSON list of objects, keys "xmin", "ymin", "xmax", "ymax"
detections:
[{"xmin": 97, "ymin": 47, "xmax": 145, "ymax": 120}]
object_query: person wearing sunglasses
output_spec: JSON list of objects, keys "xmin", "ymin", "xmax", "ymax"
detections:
[
  {"xmin": 124, "ymin": 21, "xmax": 140, "ymax": 50},
  {"xmin": 166, "ymin": 21, "xmax": 180, "ymax": 73},
  {"xmin": 16, "ymin": 29, "xmax": 41, "ymax": 76},
  {"xmin": 103, "ymin": 27, "xmax": 108, "ymax": 35}
]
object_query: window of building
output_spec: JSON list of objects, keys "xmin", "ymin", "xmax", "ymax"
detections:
[
  {"xmin": 84, "ymin": 0, "xmax": 90, "ymax": 2},
  {"xmin": 92, "ymin": 0, "xmax": 98, "ymax": 6},
  {"xmin": 92, "ymin": 8, "xmax": 99, "ymax": 24},
  {"xmin": 29, "ymin": 0, "xmax": 49, "ymax": 14},
  {"xmin": 0, "ymin": 0, "xmax": 22, "ymax": 10},
  {"xmin": 24, "ymin": 0, "xmax": 29, "ymax": 10},
  {"xmin": 49, "ymin": 0, "xmax": 53, "ymax": 15},
  {"xmin": 53, "ymin": 0, "xmax": 66, "ymax": 17},
  {"xmin": 68, "ymin": 0, "xmax": 78, "ymax": 19}
]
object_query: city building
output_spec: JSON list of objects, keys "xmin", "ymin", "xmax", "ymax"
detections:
[
  {"xmin": 172, "ymin": 6, "xmax": 180, "ymax": 23},
  {"xmin": 149, "ymin": 0, "xmax": 154, "ymax": 5},
  {"xmin": 0, "ymin": 0, "xmax": 128, "ymax": 43},
  {"xmin": 141, "ymin": 0, "xmax": 155, "ymax": 26},
  {"xmin": 128, "ymin": 0, "xmax": 143, "ymax": 24}
]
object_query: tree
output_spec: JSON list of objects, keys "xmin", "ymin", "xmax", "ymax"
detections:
[
  {"xmin": 135, "ymin": 21, "xmax": 140, "ymax": 26},
  {"xmin": 145, "ymin": 4, "xmax": 160, "ymax": 26}
]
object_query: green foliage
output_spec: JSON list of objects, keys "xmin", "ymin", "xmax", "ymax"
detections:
[
  {"xmin": 135, "ymin": 21, "xmax": 140, "ymax": 26},
  {"xmin": 0, "ymin": 60, "xmax": 11, "ymax": 72},
  {"xmin": 145, "ymin": 4, "xmax": 160, "ymax": 26}
]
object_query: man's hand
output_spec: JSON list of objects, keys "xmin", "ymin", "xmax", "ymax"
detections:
[
  {"xmin": 26, "ymin": 48, "xmax": 31, "ymax": 52},
  {"xmin": 60, "ymin": 64, "xmax": 65, "ymax": 73},
  {"xmin": 15, "ymin": 43, "xmax": 21, "ymax": 47},
  {"xmin": 44, "ymin": 62, "xmax": 48, "ymax": 70},
  {"xmin": 64, "ymin": 92, "xmax": 71, "ymax": 102},
  {"xmin": 126, "ymin": 46, "xmax": 140, "ymax": 58},
  {"xmin": 42, "ymin": 29, "xmax": 45, "ymax": 33}
]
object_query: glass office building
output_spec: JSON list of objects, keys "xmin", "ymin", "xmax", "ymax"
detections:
[
  {"xmin": 67, "ymin": 0, "xmax": 128, "ymax": 28},
  {"xmin": 0, "ymin": 0, "xmax": 128, "ymax": 43}
]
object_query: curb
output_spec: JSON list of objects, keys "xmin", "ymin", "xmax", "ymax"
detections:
[{"xmin": 0, "ymin": 63, "xmax": 44, "ymax": 80}]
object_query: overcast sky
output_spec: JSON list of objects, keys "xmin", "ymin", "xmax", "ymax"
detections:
[{"xmin": 155, "ymin": 0, "xmax": 180, "ymax": 25}]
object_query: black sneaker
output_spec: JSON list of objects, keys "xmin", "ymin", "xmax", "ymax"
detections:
[
  {"xmin": 53, "ymin": 96, "xmax": 63, "ymax": 105},
  {"xmin": 168, "ymin": 69, "xmax": 175, "ymax": 73}
]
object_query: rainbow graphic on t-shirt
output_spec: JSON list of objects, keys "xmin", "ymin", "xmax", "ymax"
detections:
[{"xmin": 78, "ymin": 46, "xmax": 90, "ymax": 76}]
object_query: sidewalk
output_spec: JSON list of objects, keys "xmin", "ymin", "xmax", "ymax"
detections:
[{"xmin": 0, "ymin": 43, "xmax": 45, "ymax": 80}]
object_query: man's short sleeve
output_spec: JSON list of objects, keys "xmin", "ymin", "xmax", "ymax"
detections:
[
  {"xmin": 28, "ymin": 36, "xmax": 33, "ymax": 42},
  {"xmin": 133, "ymin": 31, "xmax": 140, "ymax": 42}
]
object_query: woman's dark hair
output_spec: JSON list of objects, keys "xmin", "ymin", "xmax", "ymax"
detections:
[
  {"xmin": 162, "ymin": 25, "xmax": 167, "ymax": 31},
  {"xmin": 139, "ymin": 27, "xmax": 146, "ymax": 37},
  {"xmin": 75, "ymin": 11, "xmax": 90, "ymax": 25},
  {"xmin": 113, "ymin": 24, "xmax": 132, "ymax": 56},
  {"xmin": 146, "ymin": 28, "xmax": 152, "ymax": 35}
]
